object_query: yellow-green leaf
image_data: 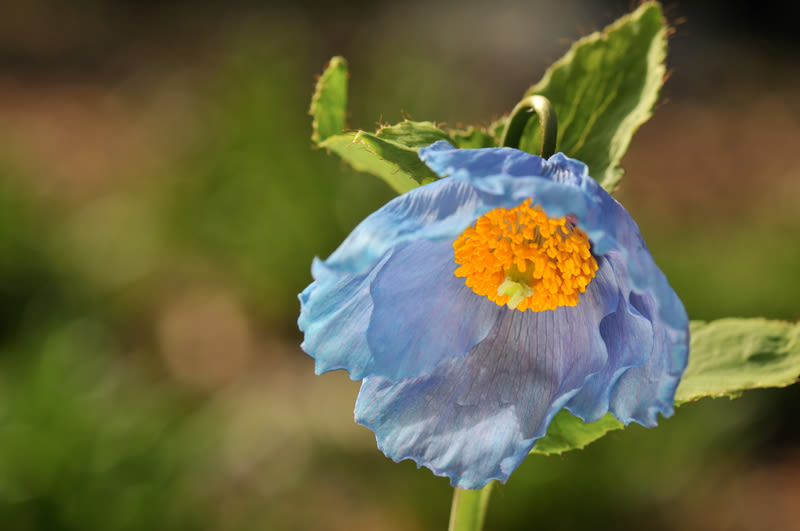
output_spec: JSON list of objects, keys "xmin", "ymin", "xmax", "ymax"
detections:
[
  {"xmin": 319, "ymin": 133, "xmax": 422, "ymax": 195},
  {"xmin": 310, "ymin": 56, "xmax": 348, "ymax": 144},
  {"xmin": 317, "ymin": 121, "xmax": 452, "ymax": 194},
  {"xmin": 531, "ymin": 411, "xmax": 623, "ymax": 455},
  {"xmin": 521, "ymin": 2, "xmax": 667, "ymax": 192},
  {"xmin": 676, "ymin": 318, "xmax": 800, "ymax": 403}
]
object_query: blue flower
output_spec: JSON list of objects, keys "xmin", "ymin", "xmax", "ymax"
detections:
[{"xmin": 298, "ymin": 141, "xmax": 689, "ymax": 489}]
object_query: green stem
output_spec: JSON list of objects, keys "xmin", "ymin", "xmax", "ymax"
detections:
[
  {"xmin": 447, "ymin": 483, "xmax": 494, "ymax": 531},
  {"xmin": 500, "ymin": 94, "xmax": 558, "ymax": 157}
]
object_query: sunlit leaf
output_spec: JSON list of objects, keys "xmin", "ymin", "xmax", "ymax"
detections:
[
  {"xmin": 319, "ymin": 133, "xmax": 422, "ymax": 194},
  {"xmin": 374, "ymin": 120, "xmax": 451, "ymax": 147},
  {"xmin": 531, "ymin": 411, "xmax": 623, "ymax": 456},
  {"xmin": 676, "ymin": 318, "xmax": 800, "ymax": 402},
  {"xmin": 356, "ymin": 131, "xmax": 440, "ymax": 185},
  {"xmin": 310, "ymin": 56, "xmax": 348, "ymax": 144},
  {"xmin": 318, "ymin": 121, "xmax": 453, "ymax": 194},
  {"xmin": 520, "ymin": 1, "xmax": 667, "ymax": 191}
]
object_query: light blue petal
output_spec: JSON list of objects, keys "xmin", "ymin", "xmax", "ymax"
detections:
[
  {"xmin": 608, "ymin": 290, "xmax": 686, "ymax": 425},
  {"xmin": 299, "ymin": 176, "xmax": 504, "ymax": 380},
  {"xmin": 355, "ymin": 266, "xmax": 616, "ymax": 489},
  {"xmin": 420, "ymin": 141, "xmax": 598, "ymax": 218},
  {"xmin": 420, "ymin": 141, "xmax": 551, "ymax": 191},
  {"xmin": 565, "ymin": 252, "xmax": 655, "ymax": 422},
  {"xmin": 298, "ymin": 254, "xmax": 389, "ymax": 379},
  {"xmin": 367, "ymin": 239, "xmax": 501, "ymax": 380},
  {"xmin": 323, "ymin": 177, "xmax": 487, "ymax": 274}
]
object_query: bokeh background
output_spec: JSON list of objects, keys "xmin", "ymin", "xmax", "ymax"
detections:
[{"xmin": 0, "ymin": 1, "xmax": 799, "ymax": 530}]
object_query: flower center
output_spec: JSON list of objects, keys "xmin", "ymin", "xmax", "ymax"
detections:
[{"xmin": 452, "ymin": 199, "xmax": 598, "ymax": 312}]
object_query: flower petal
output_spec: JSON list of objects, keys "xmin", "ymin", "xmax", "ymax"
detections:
[
  {"xmin": 420, "ymin": 141, "xmax": 597, "ymax": 214},
  {"xmin": 298, "ymin": 255, "xmax": 388, "ymax": 378},
  {"xmin": 608, "ymin": 290, "xmax": 686, "ymax": 425},
  {"xmin": 420, "ymin": 141, "xmax": 553, "ymax": 192},
  {"xmin": 299, "ymin": 175, "xmax": 503, "ymax": 380},
  {"xmin": 322, "ymin": 176, "xmax": 486, "ymax": 274},
  {"xmin": 355, "ymin": 265, "xmax": 617, "ymax": 489},
  {"xmin": 565, "ymin": 252, "xmax": 655, "ymax": 421},
  {"xmin": 367, "ymin": 239, "xmax": 500, "ymax": 380}
]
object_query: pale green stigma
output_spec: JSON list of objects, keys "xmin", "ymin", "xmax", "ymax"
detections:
[{"xmin": 497, "ymin": 278, "xmax": 534, "ymax": 310}]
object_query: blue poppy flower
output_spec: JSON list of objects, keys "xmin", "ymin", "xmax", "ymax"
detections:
[{"xmin": 298, "ymin": 140, "xmax": 689, "ymax": 489}]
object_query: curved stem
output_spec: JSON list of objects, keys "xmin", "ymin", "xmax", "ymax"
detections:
[
  {"xmin": 448, "ymin": 483, "xmax": 494, "ymax": 531},
  {"xmin": 500, "ymin": 94, "xmax": 558, "ymax": 158}
]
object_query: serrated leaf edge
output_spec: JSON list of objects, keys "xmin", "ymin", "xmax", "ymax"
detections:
[
  {"xmin": 524, "ymin": 1, "xmax": 667, "ymax": 192},
  {"xmin": 310, "ymin": 56, "xmax": 348, "ymax": 144}
]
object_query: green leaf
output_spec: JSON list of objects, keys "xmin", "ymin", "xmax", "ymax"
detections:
[
  {"xmin": 521, "ymin": 1, "xmax": 667, "ymax": 192},
  {"xmin": 676, "ymin": 318, "xmax": 800, "ymax": 403},
  {"xmin": 375, "ymin": 120, "xmax": 451, "ymax": 148},
  {"xmin": 318, "ymin": 121, "xmax": 451, "ymax": 194},
  {"xmin": 309, "ymin": 59, "xmax": 459, "ymax": 193},
  {"xmin": 356, "ymin": 132, "xmax": 440, "ymax": 186},
  {"xmin": 449, "ymin": 127, "xmax": 497, "ymax": 149},
  {"xmin": 531, "ymin": 410, "xmax": 623, "ymax": 455},
  {"xmin": 319, "ymin": 133, "xmax": 422, "ymax": 195},
  {"xmin": 532, "ymin": 317, "xmax": 800, "ymax": 456},
  {"xmin": 310, "ymin": 56, "xmax": 348, "ymax": 144}
]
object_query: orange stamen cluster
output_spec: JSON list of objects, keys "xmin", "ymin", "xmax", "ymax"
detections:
[{"xmin": 453, "ymin": 199, "xmax": 598, "ymax": 312}]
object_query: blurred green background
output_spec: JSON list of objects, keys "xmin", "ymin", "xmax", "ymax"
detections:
[{"xmin": 0, "ymin": 1, "xmax": 799, "ymax": 530}]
